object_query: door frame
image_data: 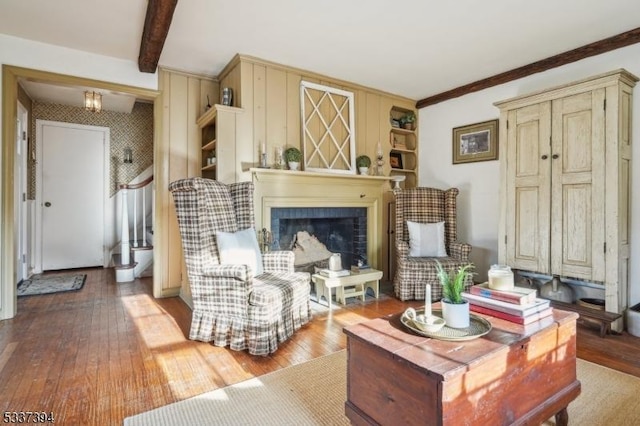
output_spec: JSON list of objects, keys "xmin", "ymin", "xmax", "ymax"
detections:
[
  {"xmin": 34, "ymin": 120, "xmax": 111, "ymax": 273},
  {"xmin": 1, "ymin": 65, "xmax": 160, "ymax": 320},
  {"xmin": 15, "ymin": 102, "xmax": 28, "ymax": 282}
]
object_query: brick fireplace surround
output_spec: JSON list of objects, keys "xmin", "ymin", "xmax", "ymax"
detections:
[{"xmin": 251, "ymin": 169, "xmax": 391, "ymax": 272}]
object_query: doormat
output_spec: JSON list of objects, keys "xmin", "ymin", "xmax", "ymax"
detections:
[{"xmin": 17, "ymin": 274, "xmax": 86, "ymax": 297}]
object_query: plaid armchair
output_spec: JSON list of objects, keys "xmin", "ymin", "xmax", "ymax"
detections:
[
  {"xmin": 169, "ymin": 178, "xmax": 311, "ymax": 356},
  {"xmin": 394, "ymin": 187, "xmax": 473, "ymax": 301}
]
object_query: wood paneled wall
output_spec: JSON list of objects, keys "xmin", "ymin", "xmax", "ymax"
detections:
[
  {"xmin": 218, "ymin": 55, "xmax": 415, "ymax": 181},
  {"xmin": 155, "ymin": 57, "xmax": 417, "ymax": 295},
  {"xmin": 216, "ymin": 55, "xmax": 415, "ymax": 280},
  {"xmin": 155, "ymin": 68, "xmax": 218, "ymax": 301}
]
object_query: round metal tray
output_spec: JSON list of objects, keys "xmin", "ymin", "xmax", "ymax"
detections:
[{"xmin": 401, "ymin": 308, "xmax": 492, "ymax": 341}]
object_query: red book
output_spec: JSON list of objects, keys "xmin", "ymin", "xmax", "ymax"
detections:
[
  {"xmin": 462, "ymin": 292, "xmax": 550, "ymax": 316},
  {"xmin": 470, "ymin": 282, "xmax": 537, "ymax": 305},
  {"xmin": 470, "ymin": 304, "xmax": 553, "ymax": 325}
]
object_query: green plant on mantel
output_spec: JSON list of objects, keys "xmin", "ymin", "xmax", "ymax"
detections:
[
  {"xmin": 284, "ymin": 147, "xmax": 302, "ymax": 162},
  {"xmin": 436, "ymin": 261, "xmax": 474, "ymax": 304},
  {"xmin": 356, "ymin": 155, "xmax": 371, "ymax": 168}
]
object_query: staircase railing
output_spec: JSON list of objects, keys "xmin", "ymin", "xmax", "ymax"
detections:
[{"xmin": 118, "ymin": 175, "xmax": 154, "ymax": 266}]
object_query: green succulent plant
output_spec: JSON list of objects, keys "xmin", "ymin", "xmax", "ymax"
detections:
[{"xmin": 436, "ymin": 261, "xmax": 474, "ymax": 304}]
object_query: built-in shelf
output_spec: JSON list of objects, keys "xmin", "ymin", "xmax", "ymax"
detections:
[
  {"xmin": 389, "ymin": 147, "xmax": 413, "ymax": 154},
  {"xmin": 197, "ymin": 104, "xmax": 243, "ymax": 180},
  {"xmin": 202, "ymin": 139, "xmax": 216, "ymax": 151},
  {"xmin": 389, "ymin": 106, "xmax": 417, "ymax": 190},
  {"xmin": 390, "ymin": 127, "xmax": 415, "ymax": 135}
]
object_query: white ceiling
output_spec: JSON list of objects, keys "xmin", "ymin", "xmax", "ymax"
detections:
[
  {"xmin": 19, "ymin": 80, "xmax": 138, "ymax": 113},
  {"xmin": 1, "ymin": 0, "xmax": 639, "ymax": 104}
]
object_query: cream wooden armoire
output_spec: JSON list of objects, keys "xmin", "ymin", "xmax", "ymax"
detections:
[{"xmin": 495, "ymin": 69, "xmax": 637, "ymax": 324}]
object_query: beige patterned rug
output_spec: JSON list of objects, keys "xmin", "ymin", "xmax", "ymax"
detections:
[{"xmin": 125, "ymin": 350, "xmax": 640, "ymax": 426}]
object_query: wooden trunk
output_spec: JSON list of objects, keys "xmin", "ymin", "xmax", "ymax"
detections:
[{"xmin": 344, "ymin": 309, "xmax": 580, "ymax": 425}]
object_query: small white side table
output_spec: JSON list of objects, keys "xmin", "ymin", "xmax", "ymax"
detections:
[{"xmin": 311, "ymin": 269, "xmax": 383, "ymax": 310}]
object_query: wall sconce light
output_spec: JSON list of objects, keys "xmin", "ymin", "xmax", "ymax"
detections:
[
  {"xmin": 84, "ymin": 91, "xmax": 102, "ymax": 112},
  {"xmin": 123, "ymin": 148, "xmax": 133, "ymax": 164}
]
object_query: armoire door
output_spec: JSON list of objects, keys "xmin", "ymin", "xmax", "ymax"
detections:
[
  {"xmin": 550, "ymin": 89, "xmax": 606, "ymax": 281},
  {"xmin": 505, "ymin": 90, "xmax": 606, "ymax": 281},
  {"xmin": 504, "ymin": 101, "xmax": 551, "ymax": 274}
]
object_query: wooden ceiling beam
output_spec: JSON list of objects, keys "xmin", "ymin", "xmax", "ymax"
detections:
[
  {"xmin": 138, "ymin": 0, "xmax": 178, "ymax": 73},
  {"xmin": 416, "ymin": 27, "xmax": 640, "ymax": 109}
]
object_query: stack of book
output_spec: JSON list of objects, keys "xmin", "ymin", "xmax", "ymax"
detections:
[
  {"xmin": 318, "ymin": 268, "xmax": 350, "ymax": 278},
  {"xmin": 462, "ymin": 283, "xmax": 552, "ymax": 325}
]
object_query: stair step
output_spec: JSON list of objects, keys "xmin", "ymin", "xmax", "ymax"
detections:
[
  {"xmin": 112, "ymin": 253, "xmax": 137, "ymax": 270},
  {"xmin": 131, "ymin": 241, "xmax": 153, "ymax": 251}
]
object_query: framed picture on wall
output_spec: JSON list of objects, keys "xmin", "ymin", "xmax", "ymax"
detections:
[
  {"xmin": 389, "ymin": 152, "xmax": 403, "ymax": 169},
  {"xmin": 452, "ymin": 119, "xmax": 498, "ymax": 164}
]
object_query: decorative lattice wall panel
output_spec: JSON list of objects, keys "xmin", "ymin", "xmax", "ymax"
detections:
[{"xmin": 300, "ymin": 81, "xmax": 355, "ymax": 174}]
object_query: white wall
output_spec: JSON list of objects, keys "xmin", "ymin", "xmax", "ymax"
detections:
[
  {"xmin": 0, "ymin": 34, "xmax": 158, "ymax": 320},
  {"xmin": 419, "ymin": 43, "xmax": 640, "ymax": 305},
  {"xmin": 0, "ymin": 34, "xmax": 158, "ymax": 90}
]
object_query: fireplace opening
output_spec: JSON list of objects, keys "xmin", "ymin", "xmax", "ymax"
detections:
[{"xmin": 271, "ymin": 207, "xmax": 367, "ymax": 270}]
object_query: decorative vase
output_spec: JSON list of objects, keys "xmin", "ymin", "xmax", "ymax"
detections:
[
  {"xmin": 359, "ymin": 167, "xmax": 369, "ymax": 175},
  {"xmin": 328, "ymin": 253, "xmax": 342, "ymax": 271},
  {"xmin": 441, "ymin": 299, "xmax": 470, "ymax": 328},
  {"xmin": 288, "ymin": 161, "xmax": 300, "ymax": 171},
  {"xmin": 222, "ymin": 87, "xmax": 233, "ymax": 106},
  {"xmin": 274, "ymin": 146, "xmax": 284, "ymax": 169}
]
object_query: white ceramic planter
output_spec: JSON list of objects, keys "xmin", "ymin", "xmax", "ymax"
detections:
[
  {"xmin": 359, "ymin": 167, "xmax": 369, "ymax": 175},
  {"xmin": 441, "ymin": 300, "xmax": 470, "ymax": 328},
  {"xmin": 288, "ymin": 161, "xmax": 300, "ymax": 171}
]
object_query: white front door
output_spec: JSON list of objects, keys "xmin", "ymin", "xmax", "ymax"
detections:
[{"xmin": 39, "ymin": 122, "xmax": 106, "ymax": 270}]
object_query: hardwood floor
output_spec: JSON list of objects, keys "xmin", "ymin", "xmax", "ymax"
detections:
[{"xmin": 1, "ymin": 267, "xmax": 639, "ymax": 425}]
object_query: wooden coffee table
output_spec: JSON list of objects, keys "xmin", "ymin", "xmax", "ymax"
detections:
[
  {"xmin": 311, "ymin": 269, "xmax": 383, "ymax": 310},
  {"xmin": 343, "ymin": 307, "xmax": 580, "ymax": 425}
]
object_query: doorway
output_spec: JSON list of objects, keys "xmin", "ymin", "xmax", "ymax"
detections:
[
  {"xmin": 1, "ymin": 65, "xmax": 159, "ymax": 320},
  {"xmin": 35, "ymin": 121, "xmax": 110, "ymax": 272}
]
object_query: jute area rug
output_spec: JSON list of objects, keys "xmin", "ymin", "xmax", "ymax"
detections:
[
  {"xmin": 125, "ymin": 350, "xmax": 640, "ymax": 426},
  {"xmin": 17, "ymin": 273, "xmax": 86, "ymax": 297}
]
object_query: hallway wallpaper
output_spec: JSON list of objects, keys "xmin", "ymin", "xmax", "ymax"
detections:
[{"xmin": 30, "ymin": 101, "xmax": 154, "ymax": 197}]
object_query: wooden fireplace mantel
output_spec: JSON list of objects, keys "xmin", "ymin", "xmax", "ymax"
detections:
[
  {"xmin": 251, "ymin": 168, "xmax": 393, "ymax": 272},
  {"xmin": 250, "ymin": 167, "xmax": 393, "ymax": 183}
]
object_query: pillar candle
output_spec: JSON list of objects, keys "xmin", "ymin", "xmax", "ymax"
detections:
[
  {"xmin": 425, "ymin": 284, "xmax": 432, "ymax": 317},
  {"xmin": 261, "ymin": 142, "xmax": 266, "ymax": 154}
]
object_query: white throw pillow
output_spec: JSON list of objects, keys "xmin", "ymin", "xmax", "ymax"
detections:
[
  {"xmin": 216, "ymin": 228, "xmax": 264, "ymax": 276},
  {"xmin": 407, "ymin": 221, "xmax": 447, "ymax": 257}
]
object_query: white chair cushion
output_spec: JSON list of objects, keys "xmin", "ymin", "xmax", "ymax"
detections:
[
  {"xmin": 407, "ymin": 221, "xmax": 447, "ymax": 257},
  {"xmin": 216, "ymin": 228, "xmax": 264, "ymax": 276}
]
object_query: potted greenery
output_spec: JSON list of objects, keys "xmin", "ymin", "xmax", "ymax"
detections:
[
  {"xmin": 400, "ymin": 112, "xmax": 416, "ymax": 130},
  {"xmin": 436, "ymin": 261, "xmax": 474, "ymax": 328},
  {"xmin": 284, "ymin": 147, "xmax": 302, "ymax": 171},
  {"xmin": 356, "ymin": 155, "xmax": 371, "ymax": 175}
]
